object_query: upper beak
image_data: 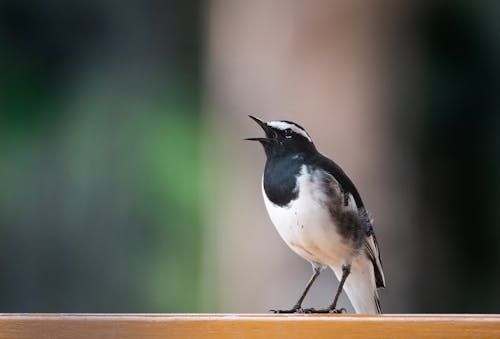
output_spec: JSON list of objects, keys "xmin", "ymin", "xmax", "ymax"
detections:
[{"xmin": 245, "ymin": 115, "xmax": 273, "ymax": 142}]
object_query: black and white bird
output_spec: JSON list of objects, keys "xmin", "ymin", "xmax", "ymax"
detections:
[{"xmin": 246, "ymin": 116, "xmax": 385, "ymax": 314}]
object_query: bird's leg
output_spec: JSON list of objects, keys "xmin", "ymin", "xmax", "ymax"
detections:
[
  {"xmin": 305, "ymin": 264, "xmax": 351, "ymax": 314},
  {"xmin": 271, "ymin": 266, "xmax": 321, "ymax": 314},
  {"xmin": 329, "ymin": 264, "xmax": 351, "ymax": 311}
]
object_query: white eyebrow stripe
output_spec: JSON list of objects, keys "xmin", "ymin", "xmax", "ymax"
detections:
[{"xmin": 266, "ymin": 121, "xmax": 312, "ymax": 142}]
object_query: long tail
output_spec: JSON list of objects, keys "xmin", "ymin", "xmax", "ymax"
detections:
[{"xmin": 330, "ymin": 257, "xmax": 381, "ymax": 314}]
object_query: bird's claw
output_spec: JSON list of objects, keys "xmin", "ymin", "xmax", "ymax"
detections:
[
  {"xmin": 270, "ymin": 306, "xmax": 305, "ymax": 314},
  {"xmin": 302, "ymin": 307, "xmax": 347, "ymax": 314}
]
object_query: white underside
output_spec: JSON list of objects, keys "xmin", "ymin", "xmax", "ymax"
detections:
[{"xmin": 263, "ymin": 165, "xmax": 379, "ymax": 313}]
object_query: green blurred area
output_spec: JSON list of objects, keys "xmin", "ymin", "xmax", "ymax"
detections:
[{"xmin": 0, "ymin": 1, "xmax": 203, "ymax": 312}]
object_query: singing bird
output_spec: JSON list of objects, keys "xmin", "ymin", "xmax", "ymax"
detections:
[{"xmin": 247, "ymin": 116, "xmax": 385, "ymax": 314}]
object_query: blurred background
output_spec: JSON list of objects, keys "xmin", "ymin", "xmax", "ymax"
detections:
[{"xmin": 0, "ymin": 0, "xmax": 499, "ymax": 313}]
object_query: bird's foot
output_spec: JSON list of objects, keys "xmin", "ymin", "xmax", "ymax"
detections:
[
  {"xmin": 270, "ymin": 305, "xmax": 305, "ymax": 314},
  {"xmin": 303, "ymin": 307, "xmax": 347, "ymax": 314}
]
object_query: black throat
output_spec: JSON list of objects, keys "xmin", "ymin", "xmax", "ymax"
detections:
[{"xmin": 263, "ymin": 154, "xmax": 305, "ymax": 207}]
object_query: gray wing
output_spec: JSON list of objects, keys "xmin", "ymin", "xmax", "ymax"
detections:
[{"xmin": 316, "ymin": 160, "xmax": 386, "ymax": 289}]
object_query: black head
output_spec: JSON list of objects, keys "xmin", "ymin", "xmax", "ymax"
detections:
[{"xmin": 246, "ymin": 115, "xmax": 317, "ymax": 158}]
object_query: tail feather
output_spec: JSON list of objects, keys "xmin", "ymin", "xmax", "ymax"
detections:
[{"xmin": 330, "ymin": 257, "xmax": 381, "ymax": 314}]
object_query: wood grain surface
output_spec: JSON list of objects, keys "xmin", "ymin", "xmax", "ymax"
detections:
[{"xmin": 1, "ymin": 314, "xmax": 499, "ymax": 338}]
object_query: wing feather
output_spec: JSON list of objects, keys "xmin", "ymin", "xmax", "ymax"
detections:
[
  {"xmin": 314, "ymin": 154, "xmax": 386, "ymax": 288},
  {"xmin": 360, "ymin": 208, "xmax": 386, "ymax": 288}
]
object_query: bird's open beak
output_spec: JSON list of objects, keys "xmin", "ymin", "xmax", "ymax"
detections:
[{"xmin": 245, "ymin": 115, "xmax": 273, "ymax": 142}]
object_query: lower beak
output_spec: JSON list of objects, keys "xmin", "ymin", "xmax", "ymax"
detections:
[{"xmin": 245, "ymin": 137, "xmax": 272, "ymax": 142}]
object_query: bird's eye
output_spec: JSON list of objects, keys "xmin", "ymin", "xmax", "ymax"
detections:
[{"xmin": 284, "ymin": 129, "xmax": 293, "ymax": 138}]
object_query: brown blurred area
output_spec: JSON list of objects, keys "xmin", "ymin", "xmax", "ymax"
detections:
[
  {"xmin": 202, "ymin": 0, "xmax": 418, "ymax": 313},
  {"xmin": 201, "ymin": 0, "xmax": 500, "ymax": 313}
]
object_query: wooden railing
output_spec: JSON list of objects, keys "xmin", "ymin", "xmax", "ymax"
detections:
[{"xmin": 1, "ymin": 314, "xmax": 499, "ymax": 338}]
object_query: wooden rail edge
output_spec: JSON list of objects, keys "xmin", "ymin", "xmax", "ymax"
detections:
[{"xmin": 1, "ymin": 314, "xmax": 499, "ymax": 338}]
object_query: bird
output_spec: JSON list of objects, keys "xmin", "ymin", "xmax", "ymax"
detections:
[{"xmin": 246, "ymin": 115, "xmax": 385, "ymax": 314}]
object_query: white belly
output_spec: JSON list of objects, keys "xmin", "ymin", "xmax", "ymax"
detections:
[{"xmin": 262, "ymin": 167, "xmax": 355, "ymax": 266}]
